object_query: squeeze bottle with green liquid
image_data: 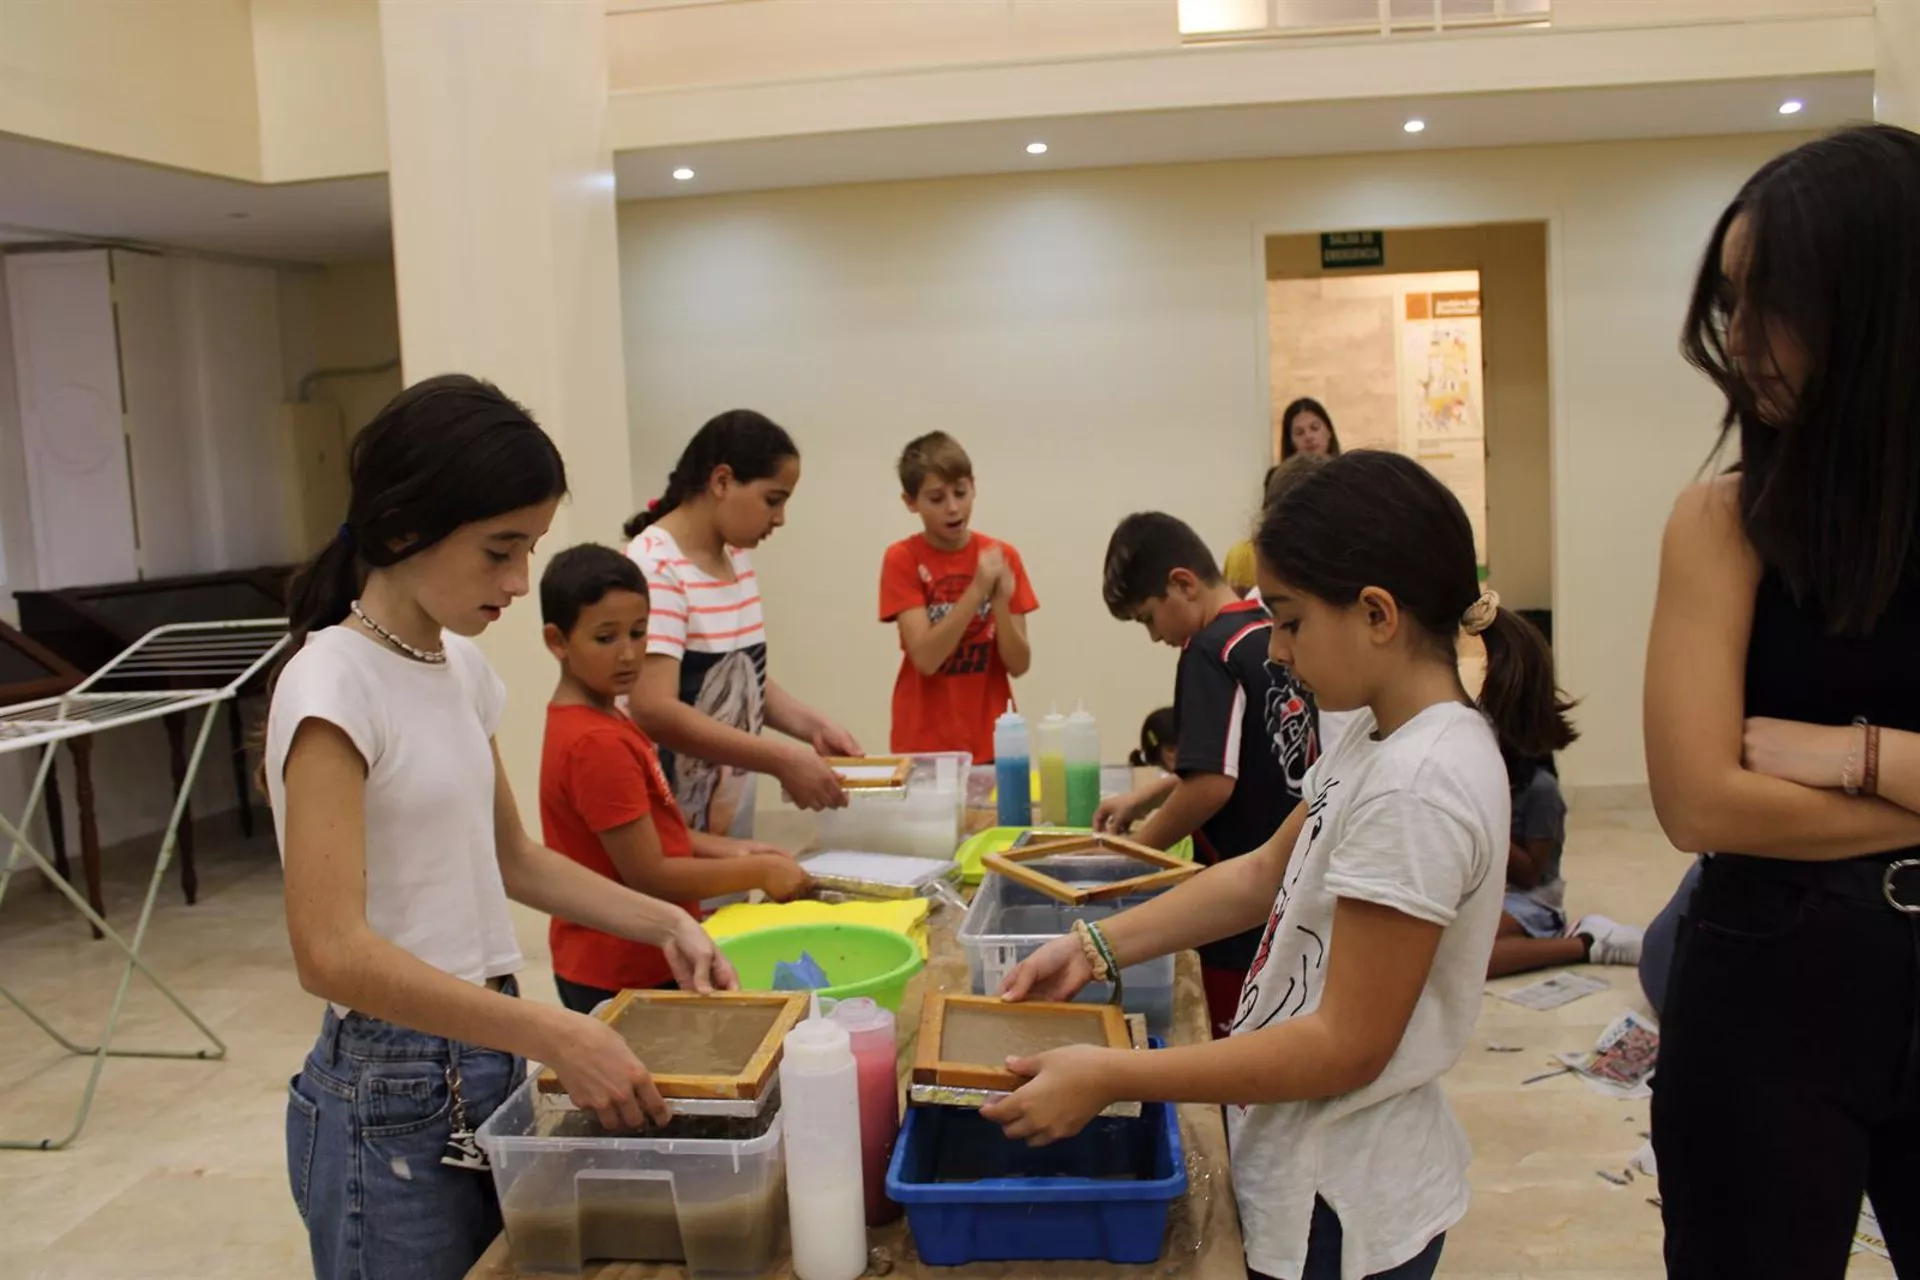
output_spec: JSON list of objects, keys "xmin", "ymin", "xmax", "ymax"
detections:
[{"xmin": 1064, "ymin": 704, "xmax": 1102, "ymax": 828}]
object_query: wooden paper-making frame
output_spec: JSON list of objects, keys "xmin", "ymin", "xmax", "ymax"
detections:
[
  {"xmin": 981, "ymin": 833, "xmax": 1201, "ymax": 905},
  {"xmin": 825, "ymin": 755, "xmax": 914, "ymax": 790},
  {"xmin": 535, "ymin": 989, "xmax": 809, "ymax": 1101},
  {"xmin": 912, "ymin": 992, "xmax": 1130, "ymax": 1093}
]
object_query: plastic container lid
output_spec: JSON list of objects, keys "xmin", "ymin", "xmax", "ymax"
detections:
[{"xmin": 784, "ymin": 1016, "xmax": 853, "ymax": 1072}]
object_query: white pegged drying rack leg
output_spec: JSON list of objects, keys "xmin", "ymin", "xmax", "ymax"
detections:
[{"xmin": 0, "ymin": 703, "xmax": 228, "ymax": 1151}]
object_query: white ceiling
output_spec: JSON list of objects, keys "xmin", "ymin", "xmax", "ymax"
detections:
[
  {"xmin": 614, "ymin": 73, "xmax": 1872, "ymax": 198},
  {"xmin": 0, "ymin": 71, "xmax": 1871, "ymax": 265},
  {"xmin": 0, "ymin": 132, "xmax": 391, "ymax": 265}
]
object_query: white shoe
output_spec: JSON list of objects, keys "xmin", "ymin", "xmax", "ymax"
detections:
[{"xmin": 1571, "ymin": 915, "xmax": 1644, "ymax": 966}]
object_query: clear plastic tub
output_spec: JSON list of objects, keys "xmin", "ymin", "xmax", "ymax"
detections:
[
  {"xmin": 958, "ymin": 854, "xmax": 1178, "ymax": 1036},
  {"xmin": 813, "ymin": 751, "xmax": 970, "ymax": 860},
  {"xmin": 476, "ymin": 1077, "xmax": 786, "ymax": 1277}
]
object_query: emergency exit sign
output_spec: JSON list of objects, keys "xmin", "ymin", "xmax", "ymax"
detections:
[{"xmin": 1321, "ymin": 230, "xmax": 1384, "ymax": 269}]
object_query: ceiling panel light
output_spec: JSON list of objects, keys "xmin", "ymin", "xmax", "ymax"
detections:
[
  {"xmin": 1026, "ymin": 142, "xmax": 1049, "ymax": 155},
  {"xmin": 1778, "ymin": 100, "xmax": 1805, "ymax": 116},
  {"xmin": 1403, "ymin": 119, "xmax": 1427, "ymax": 134},
  {"xmin": 672, "ymin": 167, "xmax": 695, "ymax": 181}
]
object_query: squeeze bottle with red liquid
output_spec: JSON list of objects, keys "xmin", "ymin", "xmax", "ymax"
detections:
[{"xmin": 829, "ymin": 996, "xmax": 902, "ymax": 1225}]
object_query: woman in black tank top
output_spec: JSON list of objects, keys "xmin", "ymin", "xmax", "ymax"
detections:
[{"xmin": 1644, "ymin": 124, "xmax": 1920, "ymax": 1279}]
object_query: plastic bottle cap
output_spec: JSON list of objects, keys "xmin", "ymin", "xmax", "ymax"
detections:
[
  {"xmin": 784, "ymin": 1016, "xmax": 852, "ymax": 1070},
  {"xmin": 828, "ymin": 996, "xmax": 892, "ymax": 1034}
]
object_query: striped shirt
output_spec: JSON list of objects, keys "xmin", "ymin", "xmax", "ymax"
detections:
[
  {"xmin": 625, "ymin": 526, "xmax": 769, "ymax": 833},
  {"xmin": 626, "ymin": 527, "xmax": 767, "ymax": 658}
]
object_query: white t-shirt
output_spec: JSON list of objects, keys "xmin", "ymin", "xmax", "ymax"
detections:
[
  {"xmin": 1227, "ymin": 701, "xmax": 1509, "ymax": 1280},
  {"xmin": 265, "ymin": 626, "xmax": 522, "ymax": 1008}
]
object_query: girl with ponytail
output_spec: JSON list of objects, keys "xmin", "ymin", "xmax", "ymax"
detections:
[
  {"xmin": 624, "ymin": 409, "xmax": 859, "ymax": 830},
  {"xmin": 987, "ymin": 450, "xmax": 1563, "ymax": 1280},
  {"xmin": 269, "ymin": 375, "xmax": 731, "ymax": 1280}
]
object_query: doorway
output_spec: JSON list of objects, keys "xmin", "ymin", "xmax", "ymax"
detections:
[{"xmin": 1263, "ymin": 223, "xmax": 1552, "ymax": 618}]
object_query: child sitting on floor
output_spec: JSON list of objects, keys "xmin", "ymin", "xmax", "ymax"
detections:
[{"xmin": 1487, "ymin": 746, "xmax": 1644, "ymax": 979}]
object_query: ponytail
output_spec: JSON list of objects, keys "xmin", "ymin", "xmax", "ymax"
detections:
[
  {"xmin": 1476, "ymin": 607, "xmax": 1578, "ymax": 763},
  {"xmin": 625, "ymin": 409, "xmax": 799, "ymax": 539},
  {"xmin": 283, "ymin": 534, "xmax": 361, "ymax": 664},
  {"xmin": 1129, "ymin": 706, "xmax": 1179, "ymax": 769}
]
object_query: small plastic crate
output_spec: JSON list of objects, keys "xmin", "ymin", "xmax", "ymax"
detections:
[
  {"xmin": 958, "ymin": 854, "xmax": 1178, "ymax": 1036},
  {"xmin": 476, "ymin": 1076, "xmax": 786, "ymax": 1277},
  {"xmin": 885, "ymin": 1062, "xmax": 1186, "ymax": 1265},
  {"xmin": 813, "ymin": 751, "xmax": 971, "ymax": 859}
]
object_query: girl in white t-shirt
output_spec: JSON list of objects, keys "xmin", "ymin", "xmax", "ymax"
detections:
[
  {"xmin": 622, "ymin": 410, "xmax": 860, "ymax": 835},
  {"xmin": 269, "ymin": 375, "xmax": 733, "ymax": 1280},
  {"xmin": 988, "ymin": 450, "xmax": 1576, "ymax": 1280}
]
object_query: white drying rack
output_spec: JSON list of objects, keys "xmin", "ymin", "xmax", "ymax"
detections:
[{"xmin": 0, "ymin": 619, "xmax": 288, "ymax": 1150}]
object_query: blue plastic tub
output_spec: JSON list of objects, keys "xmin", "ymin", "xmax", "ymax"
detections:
[{"xmin": 885, "ymin": 1050, "xmax": 1186, "ymax": 1266}]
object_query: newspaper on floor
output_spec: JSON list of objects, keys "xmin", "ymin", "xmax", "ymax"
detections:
[
  {"xmin": 1555, "ymin": 1010, "xmax": 1660, "ymax": 1099},
  {"xmin": 1855, "ymin": 1200, "xmax": 1888, "ymax": 1258},
  {"xmin": 1494, "ymin": 970, "xmax": 1610, "ymax": 1011}
]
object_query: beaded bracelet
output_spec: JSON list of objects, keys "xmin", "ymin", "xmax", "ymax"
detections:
[
  {"xmin": 1865, "ymin": 723, "xmax": 1882, "ymax": 798},
  {"xmin": 1070, "ymin": 919, "xmax": 1110, "ymax": 981},
  {"xmin": 1844, "ymin": 717, "xmax": 1867, "ymax": 796}
]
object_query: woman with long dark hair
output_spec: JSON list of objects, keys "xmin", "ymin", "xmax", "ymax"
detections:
[
  {"xmin": 270, "ymin": 376, "xmax": 731, "ymax": 1280},
  {"xmin": 1644, "ymin": 124, "xmax": 1920, "ymax": 1277}
]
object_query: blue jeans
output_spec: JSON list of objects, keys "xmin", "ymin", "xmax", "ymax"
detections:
[
  {"xmin": 286, "ymin": 979, "xmax": 526, "ymax": 1280},
  {"xmin": 1250, "ymin": 1197, "xmax": 1446, "ymax": 1280}
]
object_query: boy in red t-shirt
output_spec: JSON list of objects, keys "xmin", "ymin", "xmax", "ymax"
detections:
[
  {"xmin": 879, "ymin": 432, "xmax": 1039, "ymax": 762},
  {"xmin": 539, "ymin": 545, "xmax": 812, "ymax": 1014}
]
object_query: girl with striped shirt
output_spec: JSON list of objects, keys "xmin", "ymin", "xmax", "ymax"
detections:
[{"xmin": 624, "ymin": 410, "xmax": 860, "ymax": 835}]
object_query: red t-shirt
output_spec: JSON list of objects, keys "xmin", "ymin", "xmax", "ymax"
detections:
[
  {"xmin": 540, "ymin": 703, "xmax": 702, "ymax": 992},
  {"xmin": 879, "ymin": 533, "xmax": 1039, "ymax": 763}
]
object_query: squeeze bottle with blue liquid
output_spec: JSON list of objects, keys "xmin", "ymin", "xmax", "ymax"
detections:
[{"xmin": 994, "ymin": 703, "xmax": 1033, "ymax": 827}]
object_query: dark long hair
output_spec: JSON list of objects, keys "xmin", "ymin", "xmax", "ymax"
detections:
[
  {"xmin": 1256, "ymin": 450, "xmax": 1576, "ymax": 760},
  {"xmin": 624, "ymin": 409, "xmax": 799, "ymax": 539},
  {"xmin": 1682, "ymin": 123, "xmax": 1920, "ymax": 635},
  {"xmin": 1279, "ymin": 397, "xmax": 1343, "ymax": 460},
  {"xmin": 276, "ymin": 374, "xmax": 567, "ymax": 685},
  {"xmin": 1129, "ymin": 706, "xmax": 1179, "ymax": 768}
]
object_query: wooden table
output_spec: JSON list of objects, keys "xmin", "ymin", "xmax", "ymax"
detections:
[
  {"xmin": 0, "ymin": 620, "xmax": 103, "ymax": 936},
  {"xmin": 466, "ymin": 905, "xmax": 1248, "ymax": 1279}
]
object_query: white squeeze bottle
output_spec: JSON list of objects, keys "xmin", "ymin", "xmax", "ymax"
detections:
[{"xmin": 781, "ymin": 1010, "xmax": 869, "ymax": 1280}]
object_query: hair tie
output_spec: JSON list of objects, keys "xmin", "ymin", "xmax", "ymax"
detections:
[
  {"xmin": 1461, "ymin": 589, "xmax": 1500, "ymax": 636},
  {"xmin": 647, "ymin": 498, "xmax": 661, "ymax": 512},
  {"xmin": 336, "ymin": 522, "xmax": 355, "ymax": 548}
]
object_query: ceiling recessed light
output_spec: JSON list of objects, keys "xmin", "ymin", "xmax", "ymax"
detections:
[
  {"xmin": 1778, "ymin": 99, "xmax": 1805, "ymax": 116},
  {"xmin": 227, "ymin": 211, "xmax": 250, "ymax": 220},
  {"xmin": 1026, "ymin": 141, "xmax": 1049, "ymax": 155},
  {"xmin": 672, "ymin": 167, "xmax": 695, "ymax": 181},
  {"xmin": 1403, "ymin": 119, "xmax": 1427, "ymax": 134}
]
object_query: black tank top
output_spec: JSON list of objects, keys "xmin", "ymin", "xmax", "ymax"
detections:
[
  {"xmin": 1742, "ymin": 569, "xmax": 1920, "ymax": 865},
  {"xmin": 1744, "ymin": 570, "xmax": 1920, "ymax": 733}
]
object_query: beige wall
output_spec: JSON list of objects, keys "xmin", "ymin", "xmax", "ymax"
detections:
[
  {"xmin": 1267, "ymin": 223, "xmax": 1552, "ymax": 611},
  {"xmin": 277, "ymin": 259, "xmax": 404, "ymax": 445},
  {"xmin": 618, "ymin": 133, "xmax": 1803, "ymax": 790},
  {"xmin": 1880, "ymin": 0, "xmax": 1920, "ymax": 129},
  {"xmin": 0, "ymin": 0, "xmax": 261, "ymax": 179}
]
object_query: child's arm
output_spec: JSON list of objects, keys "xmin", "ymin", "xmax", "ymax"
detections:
[
  {"xmin": 1093, "ymin": 772, "xmax": 1179, "ymax": 833},
  {"xmin": 631, "ymin": 656, "xmax": 848, "ymax": 810},
  {"xmin": 1127, "ymin": 773, "xmax": 1234, "ymax": 849},
  {"xmin": 1000, "ymin": 802, "xmax": 1307, "ymax": 1001},
  {"xmin": 988, "ymin": 546, "xmax": 1035, "ymax": 677},
  {"xmin": 280, "ymin": 720, "xmax": 675, "ymax": 1131},
  {"xmin": 1646, "ymin": 478, "xmax": 1920, "ymax": 858},
  {"xmin": 599, "ymin": 813, "xmax": 812, "ymax": 902},
  {"xmin": 491, "ymin": 743, "xmax": 735, "ymax": 989},
  {"xmin": 689, "ymin": 830, "xmax": 800, "ymax": 862},
  {"xmin": 766, "ymin": 679, "xmax": 862, "ymax": 756},
  {"xmin": 896, "ymin": 578, "xmax": 995, "ymax": 676},
  {"xmin": 1504, "ymin": 839, "xmax": 1551, "ymax": 890},
  {"xmin": 985, "ymin": 896, "xmax": 1441, "ymax": 1143}
]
